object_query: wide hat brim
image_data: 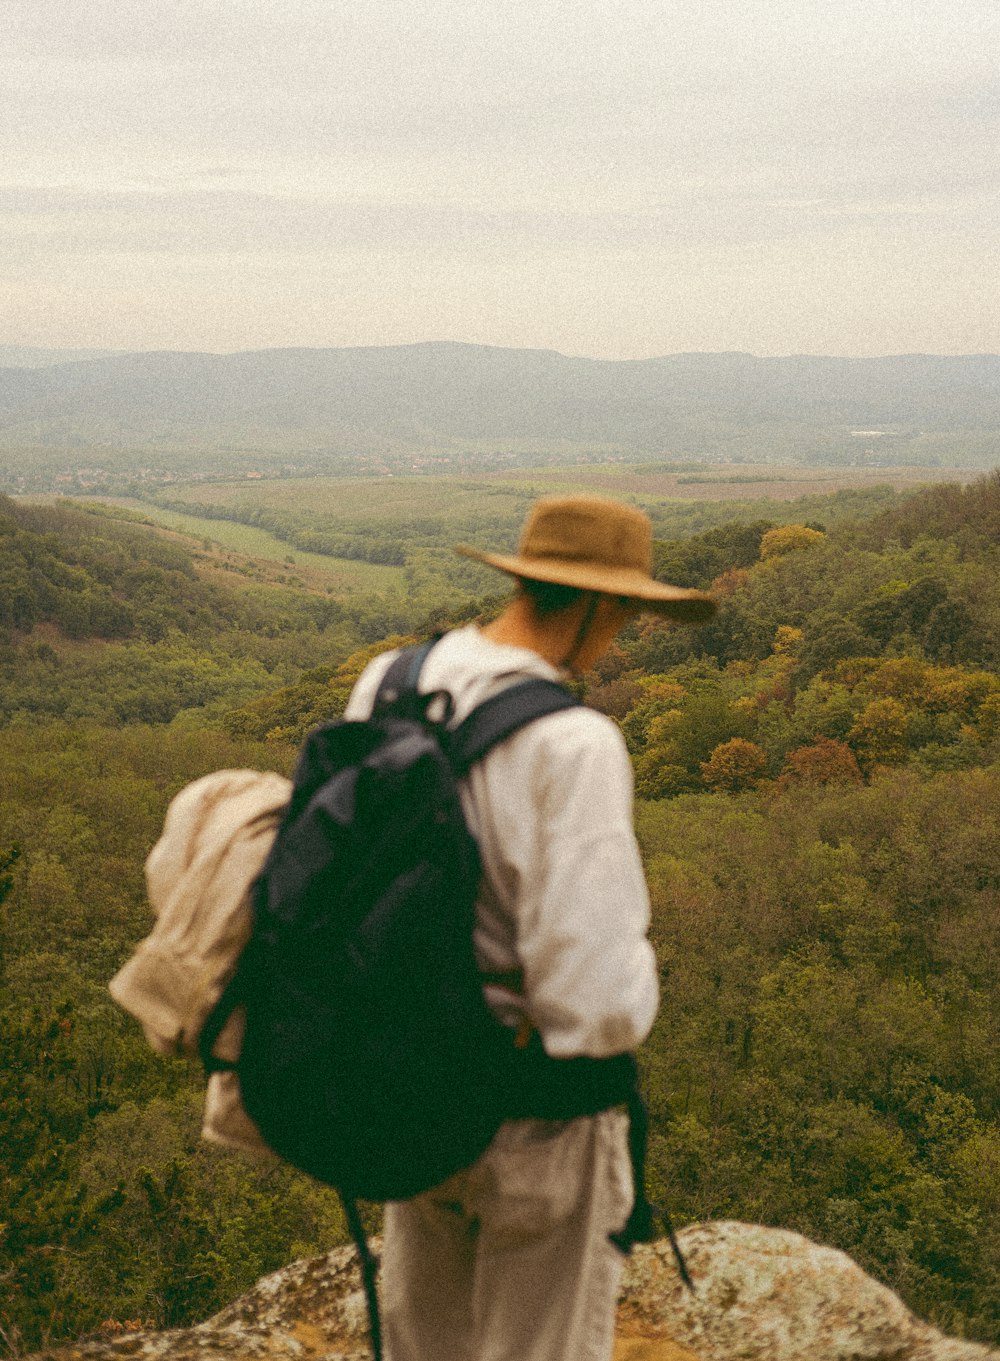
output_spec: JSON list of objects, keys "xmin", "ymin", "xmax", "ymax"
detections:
[{"xmin": 456, "ymin": 544, "xmax": 717, "ymax": 623}]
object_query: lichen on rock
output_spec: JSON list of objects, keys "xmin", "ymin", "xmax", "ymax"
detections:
[
  {"xmin": 27, "ymin": 1222, "xmax": 1000, "ymax": 1361},
  {"xmin": 619, "ymin": 1222, "xmax": 1000, "ymax": 1361}
]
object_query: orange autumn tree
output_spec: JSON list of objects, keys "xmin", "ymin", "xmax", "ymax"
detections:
[{"xmin": 778, "ymin": 736, "xmax": 863, "ymax": 790}]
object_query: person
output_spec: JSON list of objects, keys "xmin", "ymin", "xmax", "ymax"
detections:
[{"xmin": 341, "ymin": 494, "xmax": 714, "ymax": 1361}]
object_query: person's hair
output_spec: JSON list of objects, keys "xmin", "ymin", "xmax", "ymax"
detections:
[{"xmin": 516, "ymin": 577, "xmax": 588, "ymax": 617}]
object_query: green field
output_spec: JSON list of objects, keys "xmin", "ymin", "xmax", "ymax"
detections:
[
  {"xmin": 150, "ymin": 461, "xmax": 969, "ymax": 523},
  {"xmin": 139, "ymin": 462, "xmax": 971, "ymax": 566},
  {"xmin": 100, "ymin": 499, "xmax": 407, "ymax": 594},
  {"xmin": 151, "ymin": 473, "xmax": 538, "ymax": 525},
  {"xmin": 87, "ymin": 462, "xmax": 977, "ymax": 615}
]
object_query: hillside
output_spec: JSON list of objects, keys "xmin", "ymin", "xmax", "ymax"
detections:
[
  {"xmin": 2, "ymin": 346, "xmax": 999, "ymax": 486},
  {"xmin": 4, "ymin": 473, "xmax": 1000, "ymax": 1351}
]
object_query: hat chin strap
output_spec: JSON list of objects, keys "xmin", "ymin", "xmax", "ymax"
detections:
[{"xmin": 559, "ymin": 591, "xmax": 601, "ymax": 672}]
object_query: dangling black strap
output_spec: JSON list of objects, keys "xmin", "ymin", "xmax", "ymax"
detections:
[
  {"xmin": 609, "ymin": 1085, "xmax": 695, "ymax": 1292},
  {"xmin": 340, "ymin": 1194, "xmax": 383, "ymax": 1361}
]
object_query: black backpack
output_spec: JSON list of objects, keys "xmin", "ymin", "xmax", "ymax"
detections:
[{"xmin": 203, "ymin": 639, "xmax": 690, "ymax": 1358}]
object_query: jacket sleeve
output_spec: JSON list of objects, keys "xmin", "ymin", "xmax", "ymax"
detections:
[{"xmin": 485, "ymin": 710, "xmax": 659, "ymax": 1060}]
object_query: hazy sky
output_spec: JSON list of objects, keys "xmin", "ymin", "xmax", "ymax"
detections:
[{"xmin": 3, "ymin": 0, "xmax": 998, "ymax": 358}]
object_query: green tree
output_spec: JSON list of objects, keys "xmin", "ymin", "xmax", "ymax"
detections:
[{"xmin": 848, "ymin": 697, "xmax": 910, "ymax": 771}]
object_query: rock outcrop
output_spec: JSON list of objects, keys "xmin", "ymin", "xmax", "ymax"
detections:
[
  {"xmin": 615, "ymin": 1222, "xmax": 998, "ymax": 1361},
  {"xmin": 29, "ymin": 1221, "xmax": 999, "ymax": 1361}
]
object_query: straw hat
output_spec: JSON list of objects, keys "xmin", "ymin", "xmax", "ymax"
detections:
[{"xmin": 457, "ymin": 495, "xmax": 716, "ymax": 623}]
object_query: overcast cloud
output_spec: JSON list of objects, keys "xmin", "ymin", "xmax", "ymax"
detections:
[{"xmin": 3, "ymin": 0, "xmax": 998, "ymax": 357}]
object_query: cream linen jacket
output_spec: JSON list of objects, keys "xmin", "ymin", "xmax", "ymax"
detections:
[
  {"xmin": 345, "ymin": 625, "xmax": 659, "ymax": 1059},
  {"xmin": 109, "ymin": 767, "xmax": 291, "ymax": 1154}
]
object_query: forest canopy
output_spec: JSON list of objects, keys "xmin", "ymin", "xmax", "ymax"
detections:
[{"xmin": 3, "ymin": 471, "xmax": 1000, "ymax": 1351}]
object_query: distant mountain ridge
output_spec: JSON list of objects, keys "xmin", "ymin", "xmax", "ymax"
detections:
[
  {"xmin": 2, "ymin": 342, "xmax": 999, "ymax": 465},
  {"xmin": 0, "ymin": 345, "xmax": 124, "ymax": 369}
]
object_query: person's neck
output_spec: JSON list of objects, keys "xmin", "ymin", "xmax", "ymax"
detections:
[{"xmin": 480, "ymin": 596, "xmax": 581, "ymax": 670}]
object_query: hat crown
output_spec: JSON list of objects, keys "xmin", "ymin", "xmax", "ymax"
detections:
[
  {"xmin": 519, "ymin": 497, "xmax": 652, "ymax": 574},
  {"xmin": 453, "ymin": 492, "xmax": 716, "ymax": 622}
]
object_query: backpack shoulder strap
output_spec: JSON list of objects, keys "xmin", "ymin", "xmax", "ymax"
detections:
[
  {"xmin": 374, "ymin": 638, "xmax": 438, "ymax": 709},
  {"xmin": 449, "ymin": 679, "xmax": 580, "ymax": 776},
  {"xmin": 372, "ymin": 643, "xmax": 578, "ymax": 770}
]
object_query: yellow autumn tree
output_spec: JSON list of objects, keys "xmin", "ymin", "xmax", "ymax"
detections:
[
  {"xmin": 759, "ymin": 525, "xmax": 826, "ymax": 560},
  {"xmin": 701, "ymin": 737, "xmax": 768, "ymax": 793}
]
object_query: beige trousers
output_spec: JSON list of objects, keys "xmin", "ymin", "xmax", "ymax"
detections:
[{"xmin": 381, "ymin": 1110, "xmax": 633, "ymax": 1361}]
